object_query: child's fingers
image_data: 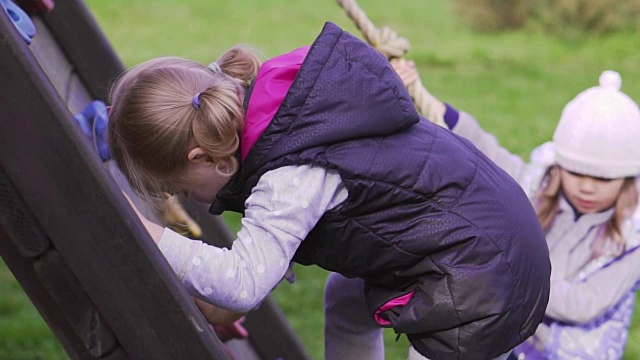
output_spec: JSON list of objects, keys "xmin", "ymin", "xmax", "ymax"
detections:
[
  {"xmin": 390, "ymin": 59, "xmax": 419, "ymax": 87},
  {"xmin": 212, "ymin": 318, "xmax": 249, "ymax": 342}
]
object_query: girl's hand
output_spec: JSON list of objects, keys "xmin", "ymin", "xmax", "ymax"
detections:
[
  {"xmin": 390, "ymin": 59, "xmax": 447, "ymax": 127},
  {"xmin": 212, "ymin": 318, "xmax": 249, "ymax": 342},
  {"xmin": 194, "ymin": 298, "xmax": 246, "ymax": 327},
  {"xmin": 390, "ymin": 59, "xmax": 419, "ymax": 87}
]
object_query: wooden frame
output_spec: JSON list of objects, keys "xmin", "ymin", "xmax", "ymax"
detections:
[{"xmin": 0, "ymin": 1, "xmax": 310, "ymax": 359}]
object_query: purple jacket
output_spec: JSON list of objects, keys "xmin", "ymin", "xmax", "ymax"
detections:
[{"xmin": 211, "ymin": 22, "xmax": 551, "ymax": 360}]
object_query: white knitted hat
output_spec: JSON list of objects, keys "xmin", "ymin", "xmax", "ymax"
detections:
[{"xmin": 552, "ymin": 70, "xmax": 640, "ymax": 179}]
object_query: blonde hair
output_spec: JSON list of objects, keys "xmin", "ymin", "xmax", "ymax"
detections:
[
  {"xmin": 108, "ymin": 45, "xmax": 262, "ymax": 201},
  {"xmin": 534, "ymin": 165, "xmax": 638, "ymax": 258}
]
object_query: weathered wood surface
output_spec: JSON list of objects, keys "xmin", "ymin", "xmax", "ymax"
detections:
[{"xmin": 1, "ymin": 1, "xmax": 311, "ymax": 359}]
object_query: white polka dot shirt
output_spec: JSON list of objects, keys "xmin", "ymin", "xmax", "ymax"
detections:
[{"xmin": 158, "ymin": 164, "xmax": 348, "ymax": 312}]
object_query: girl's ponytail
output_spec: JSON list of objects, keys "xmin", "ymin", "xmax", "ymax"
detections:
[
  {"xmin": 188, "ymin": 45, "xmax": 263, "ymax": 178},
  {"xmin": 108, "ymin": 47, "xmax": 263, "ymax": 201},
  {"xmin": 216, "ymin": 45, "xmax": 262, "ymax": 89},
  {"xmin": 193, "ymin": 80, "xmax": 245, "ymax": 177}
]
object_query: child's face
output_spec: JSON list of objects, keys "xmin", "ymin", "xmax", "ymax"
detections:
[
  {"xmin": 176, "ymin": 159, "xmax": 231, "ymax": 204},
  {"xmin": 560, "ymin": 168, "xmax": 625, "ymax": 214}
]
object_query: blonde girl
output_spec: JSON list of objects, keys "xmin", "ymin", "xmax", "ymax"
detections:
[{"xmin": 108, "ymin": 22, "xmax": 551, "ymax": 360}]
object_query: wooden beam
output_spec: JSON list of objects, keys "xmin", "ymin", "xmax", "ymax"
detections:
[{"xmin": 0, "ymin": 7, "xmax": 231, "ymax": 359}]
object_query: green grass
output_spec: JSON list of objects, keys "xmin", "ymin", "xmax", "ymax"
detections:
[
  {"xmin": 0, "ymin": 261, "xmax": 68, "ymax": 360},
  {"xmin": 2, "ymin": 0, "xmax": 640, "ymax": 358}
]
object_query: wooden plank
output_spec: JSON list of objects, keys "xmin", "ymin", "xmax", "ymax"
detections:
[
  {"xmin": 0, "ymin": 225, "xmax": 98, "ymax": 360},
  {"xmin": 40, "ymin": 0, "xmax": 124, "ymax": 101},
  {"xmin": 34, "ymin": 249, "xmax": 118, "ymax": 357},
  {"xmin": 0, "ymin": 170, "xmax": 50, "ymax": 258},
  {"xmin": 23, "ymin": 6, "xmax": 262, "ymax": 358},
  {"xmin": 226, "ymin": 339, "xmax": 261, "ymax": 360},
  {"xmin": 3, "ymin": 1, "xmax": 312, "ymax": 358},
  {"xmin": 0, "ymin": 8, "xmax": 231, "ymax": 360},
  {"xmin": 28, "ymin": 16, "xmax": 92, "ymax": 114},
  {"xmin": 99, "ymin": 347, "xmax": 129, "ymax": 360}
]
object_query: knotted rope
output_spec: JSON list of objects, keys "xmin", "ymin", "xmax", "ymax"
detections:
[{"xmin": 336, "ymin": 0, "xmax": 446, "ymax": 127}]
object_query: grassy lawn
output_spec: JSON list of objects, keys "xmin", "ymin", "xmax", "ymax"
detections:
[{"xmin": 2, "ymin": 0, "xmax": 640, "ymax": 358}]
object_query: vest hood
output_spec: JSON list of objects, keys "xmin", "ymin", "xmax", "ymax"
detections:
[
  {"xmin": 210, "ymin": 21, "xmax": 419, "ymax": 214},
  {"xmin": 240, "ymin": 21, "xmax": 419, "ymax": 177}
]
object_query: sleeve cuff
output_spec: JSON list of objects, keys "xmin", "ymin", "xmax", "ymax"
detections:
[
  {"xmin": 158, "ymin": 227, "xmax": 204, "ymax": 281},
  {"xmin": 444, "ymin": 103, "xmax": 460, "ymax": 130}
]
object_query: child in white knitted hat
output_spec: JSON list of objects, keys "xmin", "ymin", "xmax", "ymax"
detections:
[{"xmin": 381, "ymin": 63, "xmax": 640, "ymax": 359}]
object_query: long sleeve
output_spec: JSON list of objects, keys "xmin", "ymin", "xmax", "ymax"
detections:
[
  {"xmin": 158, "ymin": 164, "xmax": 348, "ymax": 312},
  {"xmin": 545, "ymin": 237, "xmax": 640, "ymax": 324},
  {"xmin": 541, "ymin": 201, "xmax": 640, "ymax": 324}
]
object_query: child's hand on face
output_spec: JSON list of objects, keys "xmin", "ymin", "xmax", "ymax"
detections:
[{"xmin": 390, "ymin": 59, "xmax": 419, "ymax": 87}]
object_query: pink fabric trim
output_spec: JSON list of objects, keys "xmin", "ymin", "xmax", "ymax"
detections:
[
  {"xmin": 240, "ymin": 46, "xmax": 310, "ymax": 161},
  {"xmin": 373, "ymin": 290, "xmax": 415, "ymax": 326}
]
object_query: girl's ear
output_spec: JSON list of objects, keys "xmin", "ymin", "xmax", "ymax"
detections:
[{"xmin": 187, "ymin": 147, "xmax": 212, "ymax": 163}]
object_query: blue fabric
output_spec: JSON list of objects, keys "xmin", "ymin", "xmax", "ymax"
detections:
[
  {"xmin": 212, "ymin": 22, "xmax": 551, "ymax": 360},
  {"xmin": 74, "ymin": 100, "xmax": 111, "ymax": 161},
  {"xmin": 1, "ymin": 0, "xmax": 36, "ymax": 44}
]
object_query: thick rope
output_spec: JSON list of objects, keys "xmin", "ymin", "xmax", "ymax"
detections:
[
  {"xmin": 336, "ymin": 0, "xmax": 446, "ymax": 127},
  {"xmin": 336, "ymin": 0, "xmax": 410, "ymax": 58}
]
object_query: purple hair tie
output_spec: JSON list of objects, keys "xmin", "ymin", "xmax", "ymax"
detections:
[{"xmin": 192, "ymin": 92, "xmax": 202, "ymax": 109}]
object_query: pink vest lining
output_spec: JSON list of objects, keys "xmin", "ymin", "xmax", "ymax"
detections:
[
  {"xmin": 373, "ymin": 290, "xmax": 415, "ymax": 326},
  {"xmin": 240, "ymin": 46, "xmax": 310, "ymax": 161}
]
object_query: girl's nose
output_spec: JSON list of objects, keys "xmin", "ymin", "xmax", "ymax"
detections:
[{"xmin": 579, "ymin": 178, "xmax": 596, "ymax": 193}]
